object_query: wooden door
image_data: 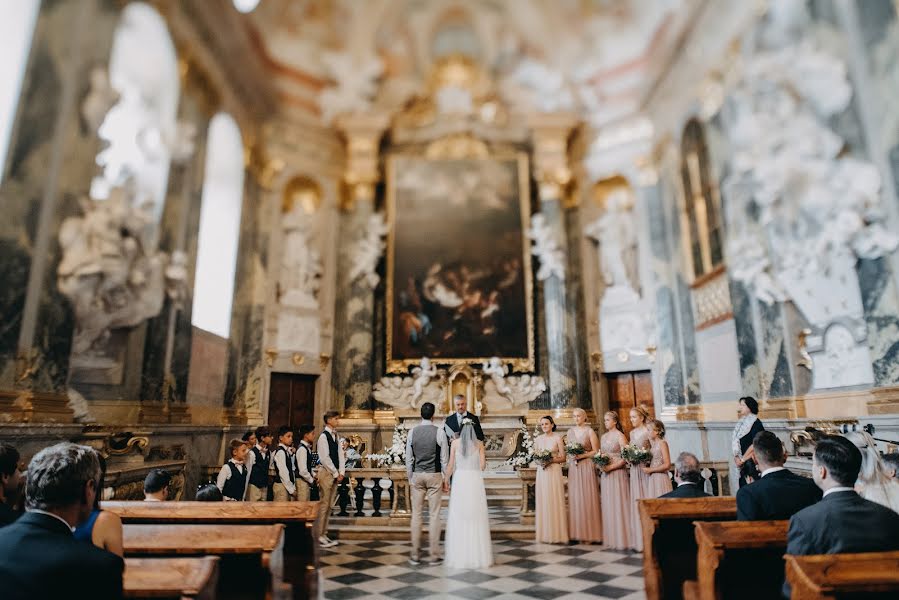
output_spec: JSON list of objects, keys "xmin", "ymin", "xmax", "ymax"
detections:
[
  {"xmin": 606, "ymin": 371, "xmax": 655, "ymax": 438},
  {"xmin": 268, "ymin": 373, "xmax": 317, "ymax": 431}
]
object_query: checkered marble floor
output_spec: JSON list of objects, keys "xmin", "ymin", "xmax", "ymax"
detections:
[{"xmin": 320, "ymin": 539, "xmax": 646, "ymax": 599}]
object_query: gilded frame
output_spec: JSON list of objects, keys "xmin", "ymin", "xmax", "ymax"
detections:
[{"xmin": 385, "ymin": 153, "xmax": 535, "ymax": 374}]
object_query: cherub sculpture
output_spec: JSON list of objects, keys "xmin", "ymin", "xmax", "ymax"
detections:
[
  {"xmin": 482, "ymin": 356, "xmax": 512, "ymax": 401},
  {"xmin": 411, "ymin": 357, "xmax": 438, "ymax": 404}
]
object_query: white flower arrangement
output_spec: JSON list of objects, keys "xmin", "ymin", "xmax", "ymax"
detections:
[
  {"xmin": 504, "ymin": 422, "xmax": 540, "ymax": 468},
  {"xmin": 461, "ymin": 417, "xmax": 473, "ymax": 426},
  {"xmin": 366, "ymin": 423, "xmax": 409, "ymax": 467}
]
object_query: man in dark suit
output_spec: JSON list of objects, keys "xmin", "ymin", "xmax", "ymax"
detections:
[
  {"xmin": 784, "ymin": 436, "xmax": 899, "ymax": 597},
  {"xmin": 661, "ymin": 452, "xmax": 711, "ymax": 498},
  {"xmin": 0, "ymin": 442, "xmax": 124, "ymax": 599},
  {"xmin": 443, "ymin": 394, "xmax": 485, "ymax": 441},
  {"xmin": 0, "ymin": 444, "xmax": 23, "ymax": 526},
  {"xmin": 737, "ymin": 431, "xmax": 821, "ymax": 520}
]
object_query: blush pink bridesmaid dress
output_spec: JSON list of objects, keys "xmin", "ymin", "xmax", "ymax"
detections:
[
  {"xmin": 566, "ymin": 426, "xmax": 602, "ymax": 543},
  {"xmin": 600, "ymin": 431, "xmax": 633, "ymax": 550},
  {"xmin": 645, "ymin": 439, "xmax": 673, "ymax": 498},
  {"xmin": 534, "ymin": 434, "xmax": 569, "ymax": 544},
  {"xmin": 628, "ymin": 425, "xmax": 651, "ymax": 551}
]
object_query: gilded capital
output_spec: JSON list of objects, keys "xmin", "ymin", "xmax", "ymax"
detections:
[
  {"xmin": 527, "ymin": 113, "xmax": 579, "ymax": 201},
  {"xmin": 336, "ymin": 113, "xmax": 390, "ymax": 211}
]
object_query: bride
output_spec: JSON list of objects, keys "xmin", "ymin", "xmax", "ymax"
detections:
[{"xmin": 444, "ymin": 419, "xmax": 493, "ymax": 569}]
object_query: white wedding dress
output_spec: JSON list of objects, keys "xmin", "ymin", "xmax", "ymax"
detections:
[{"xmin": 445, "ymin": 431, "xmax": 493, "ymax": 569}]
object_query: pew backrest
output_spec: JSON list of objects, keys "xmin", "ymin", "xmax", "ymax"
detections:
[
  {"xmin": 124, "ymin": 556, "xmax": 219, "ymax": 600},
  {"xmin": 785, "ymin": 551, "xmax": 899, "ymax": 599}
]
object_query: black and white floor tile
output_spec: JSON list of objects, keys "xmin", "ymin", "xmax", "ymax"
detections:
[{"xmin": 320, "ymin": 539, "xmax": 645, "ymax": 599}]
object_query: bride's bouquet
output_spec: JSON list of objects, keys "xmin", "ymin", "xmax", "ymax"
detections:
[
  {"xmin": 592, "ymin": 452, "xmax": 611, "ymax": 468},
  {"xmin": 620, "ymin": 444, "xmax": 652, "ymax": 466},
  {"xmin": 565, "ymin": 442, "xmax": 585, "ymax": 457},
  {"xmin": 532, "ymin": 449, "xmax": 554, "ymax": 467}
]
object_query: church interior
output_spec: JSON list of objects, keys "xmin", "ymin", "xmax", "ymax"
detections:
[{"xmin": 2, "ymin": 0, "xmax": 899, "ymax": 598}]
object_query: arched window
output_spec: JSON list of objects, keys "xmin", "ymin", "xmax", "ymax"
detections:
[
  {"xmin": 93, "ymin": 2, "xmax": 179, "ymax": 223},
  {"xmin": 191, "ymin": 113, "xmax": 244, "ymax": 338},
  {"xmin": 0, "ymin": 0, "xmax": 40, "ymax": 182},
  {"xmin": 680, "ymin": 119, "xmax": 723, "ymax": 280}
]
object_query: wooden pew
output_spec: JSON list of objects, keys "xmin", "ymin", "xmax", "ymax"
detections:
[
  {"xmin": 638, "ymin": 497, "xmax": 737, "ymax": 600},
  {"xmin": 123, "ymin": 524, "xmax": 285, "ymax": 600},
  {"xmin": 105, "ymin": 501, "xmax": 318, "ymax": 600},
  {"xmin": 786, "ymin": 551, "xmax": 899, "ymax": 599},
  {"xmin": 124, "ymin": 557, "xmax": 219, "ymax": 600},
  {"xmin": 689, "ymin": 520, "xmax": 789, "ymax": 600}
]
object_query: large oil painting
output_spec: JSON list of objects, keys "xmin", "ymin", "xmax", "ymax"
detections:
[{"xmin": 386, "ymin": 154, "xmax": 534, "ymax": 373}]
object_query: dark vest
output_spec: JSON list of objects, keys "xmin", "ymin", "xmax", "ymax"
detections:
[
  {"xmin": 222, "ymin": 462, "xmax": 247, "ymax": 500},
  {"xmin": 323, "ymin": 430, "xmax": 339, "ymax": 469},
  {"xmin": 272, "ymin": 446, "xmax": 295, "ymax": 484},
  {"xmin": 295, "ymin": 443, "xmax": 314, "ymax": 483},
  {"xmin": 249, "ymin": 446, "xmax": 270, "ymax": 488},
  {"xmin": 410, "ymin": 423, "xmax": 441, "ymax": 473}
]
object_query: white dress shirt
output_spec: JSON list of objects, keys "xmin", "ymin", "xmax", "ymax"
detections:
[
  {"xmin": 272, "ymin": 443, "xmax": 296, "ymax": 495},
  {"xmin": 216, "ymin": 458, "xmax": 250, "ymax": 499},
  {"xmin": 405, "ymin": 418, "xmax": 449, "ymax": 480},
  {"xmin": 761, "ymin": 466, "xmax": 786, "ymax": 478},
  {"xmin": 444, "ymin": 411, "xmax": 469, "ymax": 439},
  {"xmin": 295, "ymin": 440, "xmax": 315, "ymax": 485},
  {"xmin": 823, "ymin": 486, "xmax": 854, "ymax": 498},
  {"xmin": 27, "ymin": 509, "xmax": 75, "ymax": 532},
  {"xmin": 317, "ymin": 426, "xmax": 346, "ymax": 477}
]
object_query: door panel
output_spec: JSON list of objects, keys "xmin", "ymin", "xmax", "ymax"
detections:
[
  {"xmin": 606, "ymin": 371, "xmax": 654, "ymax": 438},
  {"xmin": 268, "ymin": 373, "xmax": 317, "ymax": 431}
]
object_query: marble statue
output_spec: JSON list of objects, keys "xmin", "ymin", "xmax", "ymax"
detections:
[
  {"xmin": 372, "ymin": 358, "xmax": 445, "ymax": 410},
  {"xmin": 481, "ymin": 356, "xmax": 512, "ymax": 400},
  {"xmin": 480, "ymin": 356, "xmax": 547, "ymax": 410},
  {"xmin": 527, "ymin": 213, "xmax": 565, "ymax": 281},
  {"xmin": 279, "ymin": 214, "xmax": 322, "ymax": 309},
  {"xmin": 584, "ymin": 188, "xmax": 637, "ymax": 289},
  {"xmin": 349, "ymin": 212, "xmax": 389, "ymax": 289},
  {"xmin": 318, "ymin": 51, "xmax": 384, "ymax": 123},
  {"xmin": 81, "ymin": 66, "xmax": 119, "ymax": 134},
  {"xmin": 718, "ymin": 2, "xmax": 894, "ymax": 388},
  {"xmin": 164, "ymin": 250, "xmax": 189, "ymax": 309}
]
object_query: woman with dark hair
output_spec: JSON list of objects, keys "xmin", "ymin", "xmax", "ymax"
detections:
[
  {"xmin": 196, "ymin": 484, "xmax": 224, "ymax": 502},
  {"xmin": 73, "ymin": 455, "xmax": 124, "ymax": 556},
  {"xmin": 534, "ymin": 416, "xmax": 568, "ymax": 544},
  {"xmin": 732, "ymin": 396, "xmax": 764, "ymax": 488}
]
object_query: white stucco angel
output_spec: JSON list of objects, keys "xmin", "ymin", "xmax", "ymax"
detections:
[
  {"xmin": 527, "ymin": 213, "xmax": 566, "ymax": 281},
  {"xmin": 318, "ymin": 51, "xmax": 383, "ymax": 123},
  {"xmin": 481, "ymin": 356, "xmax": 512, "ymax": 400},
  {"xmin": 584, "ymin": 188, "xmax": 636, "ymax": 289},
  {"xmin": 349, "ymin": 213, "xmax": 389, "ymax": 289},
  {"xmin": 280, "ymin": 214, "xmax": 322, "ymax": 309},
  {"xmin": 81, "ymin": 66, "xmax": 119, "ymax": 134},
  {"xmin": 411, "ymin": 357, "xmax": 438, "ymax": 404}
]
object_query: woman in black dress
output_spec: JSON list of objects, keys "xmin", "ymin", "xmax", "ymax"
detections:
[{"xmin": 731, "ymin": 396, "xmax": 764, "ymax": 488}]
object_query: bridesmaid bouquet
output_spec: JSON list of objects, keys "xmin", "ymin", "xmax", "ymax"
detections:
[
  {"xmin": 592, "ymin": 453, "xmax": 611, "ymax": 468},
  {"xmin": 532, "ymin": 449, "xmax": 554, "ymax": 467},
  {"xmin": 565, "ymin": 442, "xmax": 585, "ymax": 456},
  {"xmin": 621, "ymin": 444, "xmax": 652, "ymax": 466}
]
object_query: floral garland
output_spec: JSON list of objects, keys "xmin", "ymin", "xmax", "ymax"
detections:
[
  {"xmin": 504, "ymin": 422, "xmax": 540, "ymax": 468},
  {"xmin": 366, "ymin": 423, "xmax": 409, "ymax": 467}
]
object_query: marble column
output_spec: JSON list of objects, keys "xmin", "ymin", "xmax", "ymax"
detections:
[
  {"xmin": 528, "ymin": 114, "xmax": 590, "ymax": 413},
  {"xmin": 329, "ymin": 114, "xmax": 389, "ymax": 414},
  {"xmin": 0, "ymin": 0, "xmax": 119, "ymax": 421}
]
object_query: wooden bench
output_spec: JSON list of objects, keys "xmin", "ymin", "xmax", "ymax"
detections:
[
  {"xmin": 689, "ymin": 520, "xmax": 789, "ymax": 600},
  {"xmin": 786, "ymin": 551, "xmax": 899, "ymax": 599},
  {"xmin": 123, "ymin": 524, "xmax": 285, "ymax": 600},
  {"xmin": 124, "ymin": 557, "xmax": 219, "ymax": 600},
  {"xmin": 105, "ymin": 501, "xmax": 318, "ymax": 599},
  {"xmin": 638, "ymin": 497, "xmax": 737, "ymax": 600}
]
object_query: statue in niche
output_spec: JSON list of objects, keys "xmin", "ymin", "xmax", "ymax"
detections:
[
  {"xmin": 584, "ymin": 188, "xmax": 637, "ymax": 292},
  {"xmin": 279, "ymin": 212, "xmax": 321, "ymax": 309},
  {"xmin": 373, "ymin": 357, "xmax": 445, "ymax": 410},
  {"xmin": 527, "ymin": 213, "xmax": 565, "ymax": 281},
  {"xmin": 349, "ymin": 213, "xmax": 389, "ymax": 289}
]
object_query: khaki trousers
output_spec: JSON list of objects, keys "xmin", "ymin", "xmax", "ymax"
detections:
[
  {"xmin": 410, "ymin": 472, "xmax": 444, "ymax": 561},
  {"xmin": 272, "ymin": 482, "xmax": 295, "ymax": 502},
  {"xmin": 247, "ymin": 484, "xmax": 267, "ymax": 502},
  {"xmin": 296, "ymin": 479, "xmax": 313, "ymax": 502},
  {"xmin": 316, "ymin": 470, "xmax": 338, "ymax": 539}
]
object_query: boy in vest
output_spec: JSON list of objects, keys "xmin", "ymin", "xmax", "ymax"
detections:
[
  {"xmin": 272, "ymin": 426, "xmax": 296, "ymax": 501},
  {"xmin": 216, "ymin": 439, "xmax": 250, "ymax": 501},
  {"xmin": 245, "ymin": 426, "xmax": 273, "ymax": 501},
  {"xmin": 404, "ymin": 401, "xmax": 449, "ymax": 565},
  {"xmin": 294, "ymin": 425, "xmax": 317, "ymax": 501},
  {"xmin": 315, "ymin": 411, "xmax": 345, "ymax": 548}
]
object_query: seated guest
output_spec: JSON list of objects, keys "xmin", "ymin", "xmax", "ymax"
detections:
[
  {"xmin": 784, "ymin": 436, "xmax": 899, "ymax": 597},
  {"xmin": 661, "ymin": 452, "xmax": 710, "ymax": 498},
  {"xmin": 216, "ymin": 439, "xmax": 250, "ymax": 501},
  {"xmin": 737, "ymin": 431, "xmax": 821, "ymax": 520},
  {"xmin": 0, "ymin": 443, "xmax": 124, "ymax": 600},
  {"xmin": 73, "ymin": 456, "xmax": 123, "ymax": 557},
  {"xmin": 853, "ymin": 432, "xmax": 899, "ymax": 513},
  {"xmin": 195, "ymin": 484, "xmax": 224, "ymax": 502},
  {"xmin": 0, "ymin": 444, "xmax": 23, "ymax": 526},
  {"xmin": 143, "ymin": 468, "xmax": 171, "ymax": 502}
]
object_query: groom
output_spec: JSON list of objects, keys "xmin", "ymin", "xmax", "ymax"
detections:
[
  {"xmin": 444, "ymin": 394, "xmax": 485, "ymax": 441},
  {"xmin": 405, "ymin": 401, "xmax": 449, "ymax": 566}
]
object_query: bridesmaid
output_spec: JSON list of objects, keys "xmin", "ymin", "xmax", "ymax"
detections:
[
  {"xmin": 534, "ymin": 416, "xmax": 569, "ymax": 544},
  {"xmin": 643, "ymin": 419, "xmax": 673, "ymax": 497},
  {"xmin": 567, "ymin": 408, "xmax": 603, "ymax": 543},
  {"xmin": 627, "ymin": 406, "xmax": 652, "ymax": 551},
  {"xmin": 600, "ymin": 411, "xmax": 632, "ymax": 550}
]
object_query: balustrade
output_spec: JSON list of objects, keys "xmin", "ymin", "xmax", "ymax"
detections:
[{"xmin": 331, "ymin": 468, "xmax": 410, "ymax": 520}]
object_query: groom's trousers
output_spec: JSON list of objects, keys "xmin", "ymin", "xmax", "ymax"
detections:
[{"xmin": 410, "ymin": 472, "xmax": 444, "ymax": 560}]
